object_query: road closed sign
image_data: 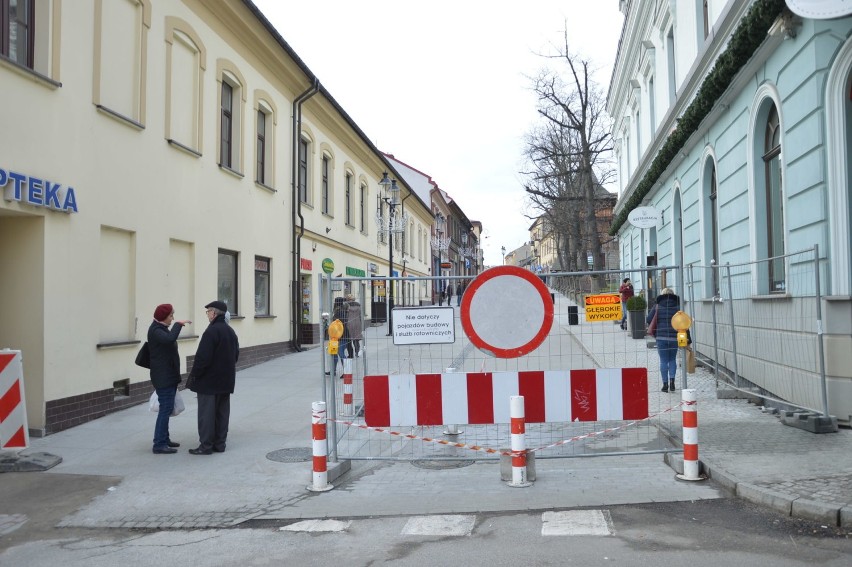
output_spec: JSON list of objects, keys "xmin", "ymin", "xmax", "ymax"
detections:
[{"xmin": 584, "ymin": 294, "xmax": 622, "ymax": 322}]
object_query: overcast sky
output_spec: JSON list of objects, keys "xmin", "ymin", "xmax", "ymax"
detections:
[{"xmin": 251, "ymin": 1, "xmax": 625, "ymax": 266}]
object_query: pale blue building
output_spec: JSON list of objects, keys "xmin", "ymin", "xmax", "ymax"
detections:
[{"xmin": 608, "ymin": 0, "xmax": 852, "ymax": 424}]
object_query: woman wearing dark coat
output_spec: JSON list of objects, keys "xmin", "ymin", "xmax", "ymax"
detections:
[
  {"xmin": 646, "ymin": 288, "xmax": 683, "ymax": 393},
  {"xmin": 148, "ymin": 303, "xmax": 190, "ymax": 454}
]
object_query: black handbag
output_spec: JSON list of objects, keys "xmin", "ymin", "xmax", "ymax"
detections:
[{"xmin": 135, "ymin": 342, "xmax": 151, "ymax": 368}]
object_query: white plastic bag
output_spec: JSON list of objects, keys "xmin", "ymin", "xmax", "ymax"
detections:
[{"xmin": 149, "ymin": 390, "xmax": 186, "ymax": 417}]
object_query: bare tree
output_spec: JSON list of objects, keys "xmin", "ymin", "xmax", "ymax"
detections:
[{"xmin": 521, "ymin": 35, "xmax": 616, "ymax": 290}]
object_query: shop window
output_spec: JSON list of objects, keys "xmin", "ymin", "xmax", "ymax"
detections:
[
  {"xmin": 255, "ymin": 256, "xmax": 270, "ymax": 316},
  {"xmin": 217, "ymin": 249, "xmax": 238, "ymax": 314}
]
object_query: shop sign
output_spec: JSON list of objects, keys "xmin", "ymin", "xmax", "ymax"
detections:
[
  {"xmin": 440, "ymin": 262, "xmax": 452, "ymax": 269},
  {"xmin": 346, "ymin": 266, "xmax": 366, "ymax": 277},
  {"xmin": 321, "ymin": 258, "xmax": 335, "ymax": 274},
  {"xmin": 1, "ymin": 167, "xmax": 79, "ymax": 213},
  {"xmin": 628, "ymin": 206, "xmax": 659, "ymax": 229},
  {"xmin": 300, "ymin": 258, "xmax": 313, "ymax": 271}
]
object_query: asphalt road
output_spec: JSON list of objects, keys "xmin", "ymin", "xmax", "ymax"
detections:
[{"xmin": 2, "ymin": 474, "xmax": 850, "ymax": 566}]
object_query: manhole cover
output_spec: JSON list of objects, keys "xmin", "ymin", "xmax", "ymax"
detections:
[
  {"xmin": 266, "ymin": 448, "xmax": 312, "ymax": 463},
  {"xmin": 411, "ymin": 460, "xmax": 475, "ymax": 470}
]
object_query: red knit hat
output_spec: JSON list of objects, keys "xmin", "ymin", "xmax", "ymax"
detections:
[{"xmin": 153, "ymin": 304, "xmax": 173, "ymax": 321}]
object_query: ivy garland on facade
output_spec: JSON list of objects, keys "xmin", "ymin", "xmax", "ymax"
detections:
[{"xmin": 609, "ymin": 0, "xmax": 787, "ymax": 235}]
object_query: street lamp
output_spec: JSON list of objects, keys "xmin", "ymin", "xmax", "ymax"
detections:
[
  {"xmin": 431, "ymin": 213, "xmax": 450, "ymax": 303},
  {"xmin": 376, "ymin": 171, "xmax": 407, "ymax": 335},
  {"xmin": 501, "ymin": 246, "xmax": 506, "ymax": 265}
]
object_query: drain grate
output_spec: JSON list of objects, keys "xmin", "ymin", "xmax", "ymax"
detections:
[
  {"xmin": 266, "ymin": 447, "xmax": 313, "ymax": 463},
  {"xmin": 411, "ymin": 460, "xmax": 475, "ymax": 470}
]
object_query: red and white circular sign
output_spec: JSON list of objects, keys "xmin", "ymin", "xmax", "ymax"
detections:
[{"xmin": 460, "ymin": 266, "xmax": 554, "ymax": 358}]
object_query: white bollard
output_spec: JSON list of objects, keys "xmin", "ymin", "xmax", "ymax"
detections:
[
  {"xmin": 342, "ymin": 359, "xmax": 353, "ymax": 416},
  {"xmin": 443, "ymin": 367, "xmax": 463, "ymax": 435},
  {"xmin": 507, "ymin": 395, "xmax": 532, "ymax": 487},
  {"xmin": 307, "ymin": 401, "xmax": 334, "ymax": 492},
  {"xmin": 676, "ymin": 388, "xmax": 704, "ymax": 481}
]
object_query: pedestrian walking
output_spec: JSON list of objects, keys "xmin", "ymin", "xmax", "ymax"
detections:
[
  {"xmin": 148, "ymin": 303, "xmax": 191, "ymax": 454},
  {"xmin": 456, "ymin": 282, "xmax": 463, "ymax": 306},
  {"xmin": 330, "ymin": 296, "xmax": 349, "ymax": 374},
  {"xmin": 619, "ymin": 277, "xmax": 634, "ymax": 330},
  {"xmin": 646, "ymin": 288, "xmax": 687, "ymax": 392},
  {"xmin": 446, "ymin": 281, "xmax": 454, "ymax": 306},
  {"xmin": 187, "ymin": 300, "xmax": 239, "ymax": 455},
  {"xmin": 345, "ymin": 293, "xmax": 364, "ymax": 358}
]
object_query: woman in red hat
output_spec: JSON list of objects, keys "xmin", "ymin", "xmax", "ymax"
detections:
[{"xmin": 148, "ymin": 304, "xmax": 191, "ymax": 454}]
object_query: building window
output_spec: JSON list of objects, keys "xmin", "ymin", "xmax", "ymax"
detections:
[
  {"xmin": 666, "ymin": 26, "xmax": 676, "ymax": 103},
  {"xmin": 217, "ymin": 249, "xmax": 238, "ymax": 314},
  {"xmin": 1, "ymin": 0, "xmax": 34, "ymax": 68},
  {"xmin": 93, "ymin": 0, "xmax": 150, "ymax": 126},
  {"xmin": 703, "ymin": 0, "xmax": 710, "ymax": 40},
  {"xmin": 359, "ymin": 183, "xmax": 366, "ymax": 233},
  {"xmin": 298, "ymin": 138, "xmax": 309, "ymax": 204},
  {"xmin": 763, "ymin": 104, "xmax": 785, "ymax": 292},
  {"xmin": 220, "ymin": 81, "xmax": 233, "ymax": 167},
  {"xmin": 256, "ymin": 109, "xmax": 266, "ymax": 184},
  {"xmin": 321, "ymin": 155, "xmax": 330, "ymax": 214},
  {"xmin": 344, "ymin": 172, "xmax": 352, "ymax": 225},
  {"xmin": 254, "ymin": 256, "xmax": 270, "ymax": 316},
  {"xmin": 648, "ymin": 76, "xmax": 656, "ymax": 136},
  {"xmin": 706, "ymin": 162, "xmax": 720, "ymax": 296},
  {"xmin": 165, "ymin": 19, "xmax": 205, "ymax": 153}
]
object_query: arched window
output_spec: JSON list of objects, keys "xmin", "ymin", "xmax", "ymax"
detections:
[
  {"xmin": 704, "ymin": 160, "xmax": 720, "ymax": 296},
  {"xmin": 763, "ymin": 104, "xmax": 785, "ymax": 292}
]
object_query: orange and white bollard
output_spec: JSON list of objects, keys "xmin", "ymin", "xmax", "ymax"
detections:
[
  {"xmin": 676, "ymin": 388, "xmax": 704, "ymax": 481},
  {"xmin": 307, "ymin": 401, "xmax": 334, "ymax": 492},
  {"xmin": 342, "ymin": 359, "xmax": 353, "ymax": 416},
  {"xmin": 507, "ymin": 395, "xmax": 532, "ymax": 487}
]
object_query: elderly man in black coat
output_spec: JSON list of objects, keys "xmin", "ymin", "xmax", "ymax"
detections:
[{"xmin": 187, "ymin": 300, "xmax": 240, "ymax": 455}]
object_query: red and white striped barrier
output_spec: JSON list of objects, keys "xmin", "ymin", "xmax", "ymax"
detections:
[
  {"xmin": 342, "ymin": 359, "xmax": 354, "ymax": 416},
  {"xmin": 676, "ymin": 389, "xmax": 703, "ymax": 481},
  {"xmin": 0, "ymin": 350, "xmax": 29, "ymax": 450},
  {"xmin": 364, "ymin": 368, "xmax": 648, "ymax": 427},
  {"xmin": 508, "ymin": 395, "xmax": 531, "ymax": 487},
  {"xmin": 307, "ymin": 401, "xmax": 333, "ymax": 492}
]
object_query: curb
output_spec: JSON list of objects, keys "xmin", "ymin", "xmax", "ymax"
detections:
[{"xmin": 662, "ymin": 444, "xmax": 848, "ymax": 527}]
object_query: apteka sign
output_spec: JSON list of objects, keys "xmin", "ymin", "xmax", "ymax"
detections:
[{"xmin": 1, "ymin": 167, "xmax": 79, "ymax": 213}]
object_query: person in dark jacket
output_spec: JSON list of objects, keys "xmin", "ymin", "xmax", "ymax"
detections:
[
  {"xmin": 148, "ymin": 303, "xmax": 191, "ymax": 454},
  {"xmin": 646, "ymin": 288, "xmax": 682, "ymax": 392},
  {"xmin": 344, "ymin": 293, "xmax": 363, "ymax": 358},
  {"xmin": 187, "ymin": 300, "xmax": 239, "ymax": 455}
]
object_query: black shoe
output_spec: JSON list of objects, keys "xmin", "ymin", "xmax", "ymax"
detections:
[
  {"xmin": 669, "ymin": 381, "xmax": 676, "ymax": 392},
  {"xmin": 213, "ymin": 447, "xmax": 226, "ymax": 453},
  {"xmin": 167, "ymin": 441, "xmax": 180, "ymax": 448},
  {"xmin": 661, "ymin": 385, "xmax": 668, "ymax": 393},
  {"xmin": 324, "ymin": 371, "xmax": 330, "ymax": 376},
  {"xmin": 188, "ymin": 447, "xmax": 213, "ymax": 455},
  {"xmin": 153, "ymin": 447, "xmax": 177, "ymax": 454}
]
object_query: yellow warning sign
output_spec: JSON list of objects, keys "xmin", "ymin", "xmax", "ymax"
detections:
[{"xmin": 584, "ymin": 293, "xmax": 622, "ymax": 322}]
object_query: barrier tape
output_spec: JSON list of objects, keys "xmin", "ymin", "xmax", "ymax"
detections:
[{"xmin": 327, "ymin": 401, "xmax": 686, "ymax": 457}]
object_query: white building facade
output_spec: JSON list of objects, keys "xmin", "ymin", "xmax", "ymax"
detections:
[
  {"xmin": 609, "ymin": 0, "xmax": 852, "ymax": 423},
  {"xmin": 0, "ymin": 0, "xmax": 431, "ymax": 434}
]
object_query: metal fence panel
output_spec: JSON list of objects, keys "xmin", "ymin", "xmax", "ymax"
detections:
[{"xmin": 322, "ymin": 269, "xmax": 686, "ymax": 461}]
